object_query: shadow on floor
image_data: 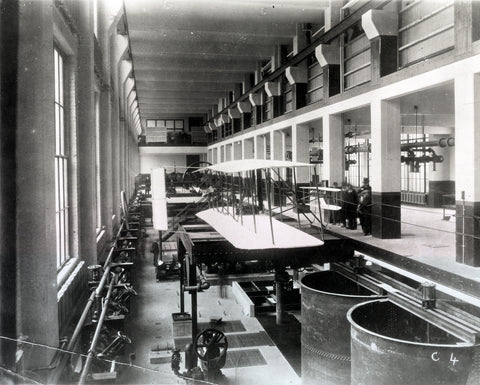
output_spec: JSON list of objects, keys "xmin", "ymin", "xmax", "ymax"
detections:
[{"xmin": 256, "ymin": 312, "xmax": 301, "ymax": 376}]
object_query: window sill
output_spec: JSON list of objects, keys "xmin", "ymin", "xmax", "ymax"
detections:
[
  {"xmin": 57, "ymin": 257, "xmax": 80, "ymax": 290},
  {"xmin": 96, "ymin": 227, "xmax": 106, "ymax": 243}
]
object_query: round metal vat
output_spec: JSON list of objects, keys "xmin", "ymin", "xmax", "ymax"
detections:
[
  {"xmin": 300, "ymin": 270, "xmax": 383, "ymax": 385},
  {"xmin": 348, "ymin": 299, "xmax": 477, "ymax": 385}
]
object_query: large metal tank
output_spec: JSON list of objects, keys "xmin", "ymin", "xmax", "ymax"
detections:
[
  {"xmin": 348, "ymin": 299, "xmax": 477, "ymax": 385},
  {"xmin": 300, "ymin": 270, "xmax": 383, "ymax": 385}
]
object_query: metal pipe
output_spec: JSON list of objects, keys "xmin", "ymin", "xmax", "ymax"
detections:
[
  {"xmin": 78, "ymin": 277, "xmax": 115, "ymax": 385},
  {"xmin": 400, "ymin": 137, "xmax": 451, "ymax": 150},
  {"xmin": 250, "ymin": 170, "xmax": 257, "ymax": 233},
  {"xmin": 313, "ymin": 167, "xmax": 324, "ymax": 241},
  {"xmin": 266, "ymin": 169, "xmax": 275, "ymax": 245},
  {"xmin": 344, "ymin": 137, "xmax": 455, "ymax": 155},
  {"xmin": 50, "ymin": 221, "xmax": 126, "ymax": 383},
  {"xmin": 49, "ymin": 291, "xmax": 96, "ymax": 384},
  {"xmin": 275, "ymin": 274, "xmax": 285, "ymax": 325},
  {"xmin": 238, "ymin": 172, "xmax": 243, "ymax": 226},
  {"xmin": 180, "ymin": 259, "xmax": 185, "ymax": 313},
  {"xmin": 293, "ymin": 167, "xmax": 301, "ymax": 229},
  {"xmin": 278, "ymin": 168, "xmax": 283, "ymax": 222}
]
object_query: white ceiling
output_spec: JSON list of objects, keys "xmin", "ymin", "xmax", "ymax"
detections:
[{"xmin": 124, "ymin": 0, "xmax": 328, "ymax": 120}]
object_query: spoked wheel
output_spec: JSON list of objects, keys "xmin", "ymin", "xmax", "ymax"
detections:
[{"xmin": 194, "ymin": 328, "xmax": 228, "ymax": 363}]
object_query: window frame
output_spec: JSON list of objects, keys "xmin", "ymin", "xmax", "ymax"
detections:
[{"xmin": 54, "ymin": 46, "xmax": 71, "ymax": 269}]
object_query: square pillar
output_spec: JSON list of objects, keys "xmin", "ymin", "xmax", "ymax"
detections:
[
  {"xmin": 220, "ymin": 145, "xmax": 225, "ymax": 162},
  {"xmin": 271, "ymin": 130, "xmax": 285, "ymax": 161},
  {"xmin": 255, "ymin": 135, "xmax": 266, "ymax": 160},
  {"xmin": 322, "ymin": 114, "xmax": 344, "ymax": 185},
  {"xmin": 16, "ymin": 0, "xmax": 59, "ymax": 367},
  {"xmin": 371, "ymin": 99, "xmax": 401, "ymax": 239},
  {"xmin": 207, "ymin": 149, "xmax": 212, "ymax": 164},
  {"xmin": 243, "ymin": 138, "xmax": 254, "ymax": 160},
  {"xmin": 292, "ymin": 123, "xmax": 310, "ymax": 183},
  {"xmin": 226, "ymin": 143, "xmax": 233, "ymax": 162},
  {"xmin": 454, "ymin": 72, "xmax": 480, "ymax": 266},
  {"xmin": 271, "ymin": 130, "xmax": 286, "ymax": 179},
  {"xmin": 233, "ymin": 141, "xmax": 242, "ymax": 160}
]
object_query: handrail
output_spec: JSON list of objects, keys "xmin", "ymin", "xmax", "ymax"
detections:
[
  {"xmin": 49, "ymin": 220, "xmax": 128, "ymax": 384},
  {"xmin": 78, "ymin": 278, "xmax": 115, "ymax": 385}
]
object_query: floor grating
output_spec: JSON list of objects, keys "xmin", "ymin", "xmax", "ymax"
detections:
[
  {"xmin": 223, "ymin": 349, "xmax": 267, "ymax": 368},
  {"xmin": 174, "ymin": 331, "xmax": 274, "ymax": 350}
]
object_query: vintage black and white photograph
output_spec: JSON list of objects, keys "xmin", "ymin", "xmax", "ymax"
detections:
[{"xmin": 1, "ymin": 0, "xmax": 480, "ymax": 384}]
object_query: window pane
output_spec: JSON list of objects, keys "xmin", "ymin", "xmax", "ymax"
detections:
[
  {"xmin": 56, "ymin": 212, "xmax": 61, "ymax": 267},
  {"xmin": 55, "ymin": 104, "xmax": 60, "ymax": 154},
  {"xmin": 54, "ymin": 50, "xmax": 59, "ymax": 103},
  {"xmin": 59, "ymin": 53, "xmax": 64, "ymax": 105},
  {"xmin": 60, "ymin": 210, "xmax": 65, "ymax": 265},
  {"xmin": 55, "ymin": 159, "xmax": 60, "ymax": 212},
  {"xmin": 60, "ymin": 106, "xmax": 65, "ymax": 155}
]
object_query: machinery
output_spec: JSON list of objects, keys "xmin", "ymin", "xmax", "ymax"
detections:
[{"xmin": 171, "ymin": 328, "xmax": 228, "ymax": 384}]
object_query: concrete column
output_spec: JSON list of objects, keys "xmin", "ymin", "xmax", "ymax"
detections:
[
  {"xmin": 213, "ymin": 147, "xmax": 219, "ymax": 164},
  {"xmin": 207, "ymin": 149, "xmax": 212, "ymax": 164},
  {"xmin": 229, "ymin": 107, "xmax": 241, "ymax": 133},
  {"xmin": 293, "ymin": 23, "xmax": 308, "ymax": 54},
  {"xmin": 292, "ymin": 123, "xmax": 310, "ymax": 183},
  {"xmin": 271, "ymin": 130, "xmax": 285, "ymax": 161},
  {"xmin": 100, "ymin": 87, "xmax": 113, "ymax": 241},
  {"xmin": 1, "ymin": 0, "xmax": 18, "ymax": 369},
  {"xmin": 238, "ymin": 101, "xmax": 252, "ymax": 131},
  {"xmin": 316, "ymin": 42, "xmax": 341, "ymax": 100},
  {"xmin": 371, "ymin": 99, "xmax": 401, "ymax": 239},
  {"xmin": 249, "ymin": 92, "xmax": 263, "ymax": 125},
  {"xmin": 233, "ymin": 141, "xmax": 242, "ymax": 160},
  {"xmin": 243, "ymin": 138, "xmax": 254, "ymax": 160},
  {"xmin": 110, "ymin": 33, "xmax": 128, "ymax": 228},
  {"xmin": 286, "ymin": 66, "xmax": 308, "ymax": 110},
  {"xmin": 322, "ymin": 114, "xmax": 344, "ymax": 186},
  {"xmin": 223, "ymin": 144, "xmax": 230, "ymax": 162},
  {"xmin": 76, "ymin": 0, "xmax": 96, "ymax": 263},
  {"xmin": 255, "ymin": 135, "xmax": 266, "ymax": 159},
  {"xmin": 362, "ymin": 10, "xmax": 398, "ymax": 84},
  {"xmin": 454, "ymin": 0, "xmax": 474, "ymax": 56},
  {"xmin": 454, "ymin": 72, "xmax": 480, "ymax": 266},
  {"xmin": 225, "ymin": 144, "xmax": 230, "ymax": 162},
  {"xmin": 220, "ymin": 145, "xmax": 226, "ymax": 162},
  {"xmin": 324, "ymin": 0, "xmax": 342, "ymax": 31},
  {"xmin": 265, "ymin": 81, "xmax": 282, "ymax": 118},
  {"xmin": 271, "ymin": 130, "xmax": 286, "ymax": 180},
  {"xmin": 16, "ymin": 0, "xmax": 57, "ymax": 367},
  {"xmin": 427, "ymin": 134, "xmax": 455, "ymax": 208}
]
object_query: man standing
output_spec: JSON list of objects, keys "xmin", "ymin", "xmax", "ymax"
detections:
[
  {"xmin": 358, "ymin": 188, "xmax": 372, "ymax": 235},
  {"xmin": 344, "ymin": 183, "xmax": 358, "ymax": 230}
]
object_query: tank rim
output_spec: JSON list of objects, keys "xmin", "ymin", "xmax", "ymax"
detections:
[
  {"xmin": 300, "ymin": 271, "xmax": 383, "ymax": 299},
  {"xmin": 347, "ymin": 299, "xmax": 476, "ymax": 348}
]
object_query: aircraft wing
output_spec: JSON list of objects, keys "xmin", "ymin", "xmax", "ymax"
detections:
[{"xmin": 196, "ymin": 208, "xmax": 323, "ymax": 250}]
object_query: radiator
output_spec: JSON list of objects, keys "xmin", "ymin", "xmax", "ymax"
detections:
[
  {"xmin": 57, "ymin": 261, "xmax": 87, "ymax": 335},
  {"xmin": 401, "ymin": 191, "xmax": 428, "ymax": 205}
]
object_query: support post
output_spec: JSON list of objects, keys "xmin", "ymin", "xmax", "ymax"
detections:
[{"xmin": 275, "ymin": 267, "xmax": 288, "ymax": 325}]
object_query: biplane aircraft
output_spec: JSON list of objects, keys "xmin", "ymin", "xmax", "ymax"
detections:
[{"xmin": 193, "ymin": 159, "xmax": 325, "ymax": 250}]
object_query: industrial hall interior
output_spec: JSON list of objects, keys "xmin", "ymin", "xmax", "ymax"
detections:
[{"xmin": 3, "ymin": 0, "xmax": 480, "ymax": 384}]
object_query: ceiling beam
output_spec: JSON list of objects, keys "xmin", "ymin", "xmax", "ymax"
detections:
[
  {"xmin": 130, "ymin": 29, "xmax": 293, "ymax": 44},
  {"xmin": 135, "ymin": 81, "xmax": 234, "ymax": 92},
  {"xmin": 138, "ymin": 90, "xmax": 226, "ymax": 99},
  {"xmin": 135, "ymin": 70, "xmax": 246, "ymax": 83},
  {"xmin": 134, "ymin": 59, "xmax": 258, "ymax": 73},
  {"xmin": 131, "ymin": 40, "xmax": 275, "ymax": 58}
]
